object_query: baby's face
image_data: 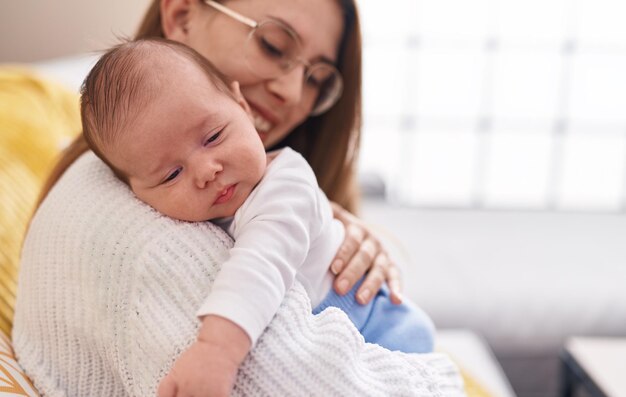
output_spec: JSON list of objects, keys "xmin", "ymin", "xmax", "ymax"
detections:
[{"xmin": 107, "ymin": 60, "xmax": 267, "ymax": 221}]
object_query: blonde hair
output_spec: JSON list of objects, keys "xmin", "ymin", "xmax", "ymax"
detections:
[
  {"xmin": 80, "ymin": 38, "xmax": 233, "ymax": 183},
  {"xmin": 38, "ymin": 0, "xmax": 362, "ymax": 213}
]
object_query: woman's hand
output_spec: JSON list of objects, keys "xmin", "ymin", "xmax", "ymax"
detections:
[{"xmin": 330, "ymin": 203, "xmax": 403, "ymax": 305}]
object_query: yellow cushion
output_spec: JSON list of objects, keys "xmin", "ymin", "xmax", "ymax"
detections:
[
  {"xmin": 0, "ymin": 329, "xmax": 39, "ymax": 396},
  {"xmin": 460, "ymin": 367, "xmax": 496, "ymax": 397},
  {"xmin": 0, "ymin": 68, "xmax": 80, "ymax": 335}
]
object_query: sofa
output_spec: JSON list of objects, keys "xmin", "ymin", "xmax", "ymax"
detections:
[{"xmin": 362, "ymin": 199, "xmax": 626, "ymax": 397}]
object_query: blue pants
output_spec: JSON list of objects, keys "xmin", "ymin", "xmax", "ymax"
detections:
[{"xmin": 313, "ymin": 279, "xmax": 435, "ymax": 353}]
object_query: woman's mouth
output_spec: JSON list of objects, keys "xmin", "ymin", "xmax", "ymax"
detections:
[
  {"xmin": 253, "ymin": 113, "xmax": 273, "ymax": 132},
  {"xmin": 214, "ymin": 184, "xmax": 237, "ymax": 205},
  {"xmin": 251, "ymin": 109, "xmax": 275, "ymax": 138}
]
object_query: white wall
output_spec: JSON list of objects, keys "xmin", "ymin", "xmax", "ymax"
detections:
[{"xmin": 0, "ymin": 0, "xmax": 151, "ymax": 62}]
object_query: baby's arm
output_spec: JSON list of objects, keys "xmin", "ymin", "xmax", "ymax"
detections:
[
  {"xmin": 160, "ymin": 150, "xmax": 322, "ymax": 396},
  {"xmin": 197, "ymin": 149, "xmax": 321, "ymax": 343},
  {"xmin": 157, "ymin": 315, "xmax": 250, "ymax": 397}
]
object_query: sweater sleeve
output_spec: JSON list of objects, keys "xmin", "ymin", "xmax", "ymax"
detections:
[
  {"xmin": 197, "ymin": 149, "xmax": 324, "ymax": 344},
  {"xmin": 14, "ymin": 152, "xmax": 465, "ymax": 397},
  {"xmin": 234, "ymin": 285, "xmax": 466, "ymax": 397},
  {"xmin": 126, "ymin": 237, "xmax": 466, "ymax": 397},
  {"xmin": 121, "ymin": 221, "xmax": 465, "ymax": 397}
]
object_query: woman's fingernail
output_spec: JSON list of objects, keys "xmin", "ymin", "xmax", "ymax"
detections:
[
  {"xmin": 337, "ymin": 279, "xmax": 349, "ymax": 294},
  {"xmin": 358, "ymin": 289, "xmax": 371, "ymax": 303},
  {"xmin": 331, "ymin": 260, "xmax": 342, "ymax": 275}
]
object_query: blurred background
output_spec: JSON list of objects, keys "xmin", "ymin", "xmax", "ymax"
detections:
[
  {"xmin": 3, "ymin": 0, "xmax": 626, "ymax": 213},
  {"xmin": 359, "ymin": 0, "xmax": 626, "ymax": 212},
  {"xmin": 2, "ymin": 1, "xmax": 625, "ymax": 396},
  {"xmin": 0, "ymin": 1, "xmax": 150, "ymax": 62}
]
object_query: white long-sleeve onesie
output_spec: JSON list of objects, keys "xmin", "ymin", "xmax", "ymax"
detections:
[{"xmin": 197, "ymin": 148, "xmax": 344, "ymax": 344}]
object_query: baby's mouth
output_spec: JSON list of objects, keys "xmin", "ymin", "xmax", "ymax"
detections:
[{"xmin": 214, "ymin": 184, "xmax": 236, "ymax": 205}]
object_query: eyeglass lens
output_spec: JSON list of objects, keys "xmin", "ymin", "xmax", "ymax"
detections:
[
  {"xmin": 244, "ymin": 21, "xmax": 343, "ymax": 115},
  {"xmin": 246, "ymin": 21, "xmax": 300, "ymax": 76}
]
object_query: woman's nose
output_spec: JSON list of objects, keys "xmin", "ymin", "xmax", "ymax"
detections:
[
  {"xmin": 193, "ymin": 155, "xmax": 223, "ymax": 188},
  {"xmin": 266, "ymin": 65, "xmax": 305, "ymax": 106}
]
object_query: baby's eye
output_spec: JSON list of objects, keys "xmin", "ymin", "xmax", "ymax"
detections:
[
  {"xmin": 163, "ymin": 167, "xmax": 182, "ymax": 184},
  {"xmin": 204, "ymin": 131, "xmax": 222, "ymax": 146}
]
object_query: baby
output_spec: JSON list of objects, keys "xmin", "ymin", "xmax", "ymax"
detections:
[{"xmin": 81, "ymin": 38, "xmax": 435, "ymax": 396}]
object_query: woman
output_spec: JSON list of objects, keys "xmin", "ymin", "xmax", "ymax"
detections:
[
  {"xmin": 14, "ymin": 0, "xmax": 460, "ymax": 395},
  {"xmin": 40, "ymin": 0, "xmax": 401, "ymax": 305}
]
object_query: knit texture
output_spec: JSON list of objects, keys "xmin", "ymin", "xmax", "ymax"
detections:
[{"xmin": 13, "ymin": 152, "xmax": 465, "ymax": 397}]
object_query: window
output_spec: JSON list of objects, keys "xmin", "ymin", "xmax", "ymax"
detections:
[{"xmin": 359, "ymin": 0, "xmax": 626, "ymax": 212}]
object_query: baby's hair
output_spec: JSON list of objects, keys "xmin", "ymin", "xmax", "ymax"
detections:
[{"xmin": 80, "ymin": 38, "xmax": 234, "ymax": 183}]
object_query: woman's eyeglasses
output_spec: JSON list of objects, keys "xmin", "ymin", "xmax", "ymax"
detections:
[{"xmin": 203, "ymin": 0, "xmax": 343, "ymax": 116}]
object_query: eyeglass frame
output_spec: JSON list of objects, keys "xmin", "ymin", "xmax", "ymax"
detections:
[{"xmin": 202, "ymin": 0, "xmax": 343, "ymax": 116}]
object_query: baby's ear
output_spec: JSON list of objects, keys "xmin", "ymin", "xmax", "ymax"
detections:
[{"xmin": 230, "ymin": 81, "xmax": 253, "ymax": 121}]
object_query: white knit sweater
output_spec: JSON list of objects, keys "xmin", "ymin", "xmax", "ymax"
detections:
[{"xmin": 13, "ymin": 152, "xmax": 465, "ymax": 397}]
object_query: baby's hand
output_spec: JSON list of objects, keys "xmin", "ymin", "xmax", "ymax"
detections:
[
  {"xmin": 157, "ymin": 339, "xmax": 239, "ymax": 397},
  {"xmin": 157, "ymin": 315, "xmax": 252, "ymax": 397}
]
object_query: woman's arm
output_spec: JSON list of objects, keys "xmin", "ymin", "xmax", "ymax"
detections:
[
  {"xmin": 125, "ymin": 203, "xmax": 463, "ymax": 397},
  {"xmin": 330, "ymin": 202, "xmax": 403, "ymax": 305},
  {"xmin": 14, "ymin": 153, "xmax": 463, "ymax": 396}
]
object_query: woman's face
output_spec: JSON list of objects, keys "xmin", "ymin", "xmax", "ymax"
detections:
[{"xmin": 169, "ymin": 0, "xmax": 344, "ymax": 149}]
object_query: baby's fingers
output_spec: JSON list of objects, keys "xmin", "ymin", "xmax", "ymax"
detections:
[{"xmin": 157, "ymin": 374, "xmax": 177, "ymax": 397}]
